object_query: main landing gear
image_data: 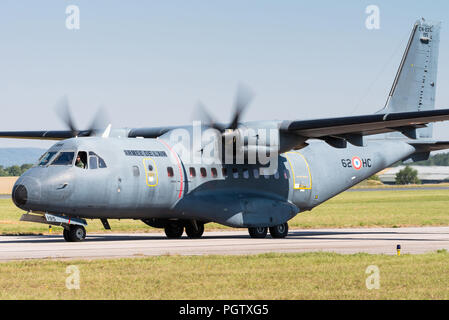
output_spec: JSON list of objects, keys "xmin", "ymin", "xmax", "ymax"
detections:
[
  {"xmin": 63, "ymin": 225, "xmax": 87, "ymax": 242},
  {"xmin": 164, "ymin": 221, "xmax": 205, "ymax": 239},
  {"xmin": 248, "ymin": 223, "xmax": 289, "ymax": 239}
]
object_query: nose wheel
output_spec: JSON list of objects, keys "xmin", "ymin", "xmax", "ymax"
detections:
[{"xmin": 63, "ymin": 225, "xmax": 86, "ymax": 242}]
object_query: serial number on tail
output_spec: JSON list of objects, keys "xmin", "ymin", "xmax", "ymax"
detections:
[{"xmin": 341, "ymin": 157, "xmax": 372, "ymax": 170}]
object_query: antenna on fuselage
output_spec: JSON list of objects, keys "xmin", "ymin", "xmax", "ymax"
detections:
[{"xmin": 102, "ymin": 124, "xmax": 112, "ymax": 138}]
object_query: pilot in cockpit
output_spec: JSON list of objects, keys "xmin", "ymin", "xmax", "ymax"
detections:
[{"xmin": 75, "ymin": 154, "xmax": 85, "ymax": 169}]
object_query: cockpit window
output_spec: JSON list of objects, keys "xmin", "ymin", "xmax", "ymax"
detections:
[
  {"xmin": 51, "ymin": 152, "xmax": 75, "ymax": 166},
  {"xmin": 89, "ymin": 156, "xmax": 98, "ymax": 169},
  {"xmin": 37, "ymin": 151, "xmax": 57, "ymax": 166},
  {"xmin": 99, "ymin": 157, "xmax": 107, "ymax": 168},
  {"xmin": 88, "ymin": 151, "xmax": 107, "ymax": 169}
]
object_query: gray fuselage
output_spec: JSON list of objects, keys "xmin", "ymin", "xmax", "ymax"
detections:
[{"xmin": 12, "ymin": 137, "xmax": 416, "ymax": 228}]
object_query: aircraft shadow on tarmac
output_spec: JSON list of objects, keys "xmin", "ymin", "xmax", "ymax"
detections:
[{"xmin": 1, "ymin": 229, "xmax": 448, "ymax": 244}]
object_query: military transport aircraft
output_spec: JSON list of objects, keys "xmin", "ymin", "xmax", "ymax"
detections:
[{"xmin": 2, "ymin": 18, "xmax": 449, "ymax": 242}]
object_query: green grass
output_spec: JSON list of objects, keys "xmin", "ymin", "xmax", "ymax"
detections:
[
  {"xmin": 1, "ymin": 251, "xmax": 449, "ymax": 299},
  {"xmin": 292, "ymin": 189, "xmax": 449, "ymax": 229},
  {"xmin": 2, "ymin": 188, "xmax": 449, "ymax": 234}
]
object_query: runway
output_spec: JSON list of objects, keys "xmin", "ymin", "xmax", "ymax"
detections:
[{"xmin": 1, "ymin": 226, "xmax": 449, "ymax": 261}]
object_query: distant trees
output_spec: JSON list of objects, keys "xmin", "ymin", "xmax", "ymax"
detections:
[
  {"xmin": 0, "ymin": 164, "xmax": 33, "ymax": 176},
  {"xmin": 395, "ymin": 152, "xmax": 449, "ymax": 166},
  {"xmin": 395, "ymin": 166, "xmax": 421, "ymax": 185},
  {"xmin": 415, "ymin": 152, "xmax": 449, "ymax": 166}
]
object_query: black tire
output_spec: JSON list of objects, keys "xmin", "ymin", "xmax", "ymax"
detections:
[
  {"xmin": 248, "ymin": 227, "xmax": 268, "ymax": 238},
  {"xmin": 164, "ymin": 223, "xmax": 184, "ymax": 239},
  {"xmin": 269, "ymin": 223, "xmax": 289, "ymax": 238},
  {"xmin": 63, "ymin": 228, "xmax": 71, "ymax": 242},
  {"xmin": 68, "ymin": 225, "xmax": 86, "ymax": 242},
  {"xmin": 185, "ymin": 222, "xmax": 204, "ymax": 239}
]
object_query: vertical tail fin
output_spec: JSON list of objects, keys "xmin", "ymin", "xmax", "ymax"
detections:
[{"xmin": 381, "ymin": 18, "xmax": 441, "ymax": 139}]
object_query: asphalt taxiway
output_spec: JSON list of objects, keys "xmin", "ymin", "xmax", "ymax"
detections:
[{"xmin": 1, "ymin": 226, "xmax": 448, "ymax": 261}]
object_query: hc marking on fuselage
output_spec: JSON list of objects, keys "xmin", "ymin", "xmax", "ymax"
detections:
[{"xmin": 341, "ymin": 157, "xmax": 372, "ymax": 170}]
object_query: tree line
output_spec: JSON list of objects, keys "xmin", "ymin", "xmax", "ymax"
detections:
[
  {"xmin": 0, "ymin": 164, "xmax": 33, "ymax": 176},
  {"xmin": 396, "ymin": 152, "xmax": 449, "ymax": 166}
]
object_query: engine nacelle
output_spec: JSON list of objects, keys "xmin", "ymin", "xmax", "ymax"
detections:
[{"xmin": 222, "ymin": 122, "xmax": 307, "ymax": 162}]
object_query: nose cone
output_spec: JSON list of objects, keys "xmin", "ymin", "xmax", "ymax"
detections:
[
  {"xmin": 11, "ymin": 172, "xmax": 42, "ymax": 210},
  {"xmin": 12, "ymin": 184, "xmax": 28, "ymax": 206}
]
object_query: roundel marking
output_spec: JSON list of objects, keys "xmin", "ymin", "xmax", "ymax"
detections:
[{"xmin": 352, "ymin": 156, "xmax": 362, "ymax": 170}]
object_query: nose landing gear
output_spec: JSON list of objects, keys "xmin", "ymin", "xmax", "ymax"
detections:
[{"xmin": 63, "ymin": 225, "xmax": 86, "ymax": 242}]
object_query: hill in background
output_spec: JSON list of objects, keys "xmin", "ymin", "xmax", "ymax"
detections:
[{"xmin": 0, "ymin": 148, "xmax": 46, "ymax": 167}]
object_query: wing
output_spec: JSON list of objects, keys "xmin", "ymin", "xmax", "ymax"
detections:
[
  {"xmin": 280, "ymin": 109, "xmax": 449, "ymax": 146},
  {"xmin": 3, "ymin": 109, "xmax": 449, "ymax": 143},
  {"xmin": 0, "ymin": 130, "xmax": 90, "ymax": 140},
  {"xmin": 0, "ymin": 125, "xmax": 182, "ymax": 140}
]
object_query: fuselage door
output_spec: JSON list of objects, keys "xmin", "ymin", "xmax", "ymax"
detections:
[
  {"xmin": 143, "ymin": 158, "xmax": 158, "ymax": 187},
  {"xmin": 284, "ymin": 151, "xmax": 312, "ymax": 206},
  {"xmin": 285, "ymin": 152, "xmax": 312, "ymax": 189}
]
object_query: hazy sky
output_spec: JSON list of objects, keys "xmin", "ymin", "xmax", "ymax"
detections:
[{"xmin": 0, "ymin": 0, "xmax": 448, "ymax": 149}]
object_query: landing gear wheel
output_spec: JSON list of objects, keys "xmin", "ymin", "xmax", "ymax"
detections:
[
  {"xmin": 66, "ymin": 225, "xmax": 86, "ymax": 242},
  {"xmin": 63, "ymin": 228, "xmax": 71, "ymax": 242},
  {"xmin": 185, "ymin": 222, "xmax": 204, "ymax": 239},
  {"xmin": 164, "ymin": 223, "xmax": 184, "ymax": 239},
  {"xmin": 248, "ymin": 227, "xmax": 268, "ymax": 238},
  {"xmin": 269, "ymin": 223, "xmax": 289, "ymax": 238}
]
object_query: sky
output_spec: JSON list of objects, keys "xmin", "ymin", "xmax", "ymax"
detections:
[{"xmin": 0, "ymin": 0, "xmax": 448, "ymax": 149}]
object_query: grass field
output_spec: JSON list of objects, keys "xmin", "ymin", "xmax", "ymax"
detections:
[
  {"xmin": 2, "ymin": 187, "xmax": 449, "ymax": 300},
  {"xmin": 1, "ymin": 188, "xmax": 449, "ymax": 235},
  {"xmin": 1, "ymin": 251, "xmax": 448, "ymax": 299}
]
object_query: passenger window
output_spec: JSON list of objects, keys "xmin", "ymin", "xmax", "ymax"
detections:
[
  {"xmin": 260, "ymin": 168, "xmax": 270, "ymax": 179},
  {"xmin": 232, "ymin": 168, "xmax": 239, "ymax": 179},
  {"xmin": 88, "ymin": 151, "xmax": 107, "ymax": 168},
  {"xmin": 189, "ymin": 167, "xmax": 196, "ymax": 177},
  {"xmin": 89, "ymin": 156, "xmax": 98, "ymax": 169},
  {"xmin": 211, "ymin": 168, "xmax": 218, "ymax": 178},
  {"xmin": 75, "ymin": 151, "xmax": 87, "ymax": 169},
  {"xmin": 52, "ymin": 152, "xmax": 75, "ymax": 166},
  {"xmin": 243, "ymin": 169, "xmax": 249, "ymax": 179},
  {"xmin": 253, "ymin": 168, "xmax": 260, "ymax": 179},
  {"xmin": 200, "ymin": 167, "xmax": 207, "ymax": 177},
  {"xmin": 167, "ymin": 167, "xmax": 174, "ymax": 177},
  {"xmin": 222, "ymin": 168, "xmax": 228, "ymax": 178}
]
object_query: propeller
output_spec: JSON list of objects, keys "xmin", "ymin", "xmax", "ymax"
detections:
[
  {"xmin": 55, "ymin": 96, "xmax": 79, "ymax": 137},
  {"xmin": 195, "ymin": 84, "xmax": 254, "ymax": 132},
  {"xmin": 54, "ymin": 96, "xmax": 110, "ymax": 138}
]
